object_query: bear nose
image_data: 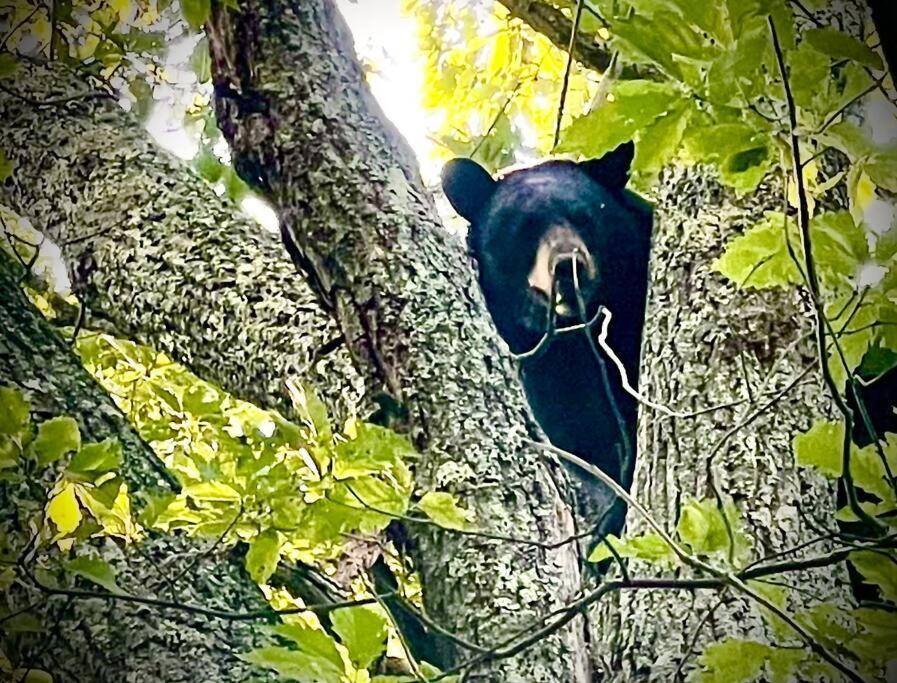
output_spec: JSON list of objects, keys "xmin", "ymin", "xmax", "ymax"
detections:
[
  {"xmin": 553, "ymin": 250, "xmax": 595, "ymax": 295},
  {"xmin": 553, "ymin": 252, "xmax": 589, "ymax": 284}
]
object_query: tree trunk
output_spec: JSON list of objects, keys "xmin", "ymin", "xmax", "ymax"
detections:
[
  {"xmin": 0, "ymin": 65, "xmax": 362, "ymax": 423},
  {"xmin": 205, "ymin": 0, "xmax": 589, "ymax": 678},
  {"xmin": 590, "ymin": 168, "xmax": 845, "ymax": 679},
  {"xmin": 0, "ymin": 249, "xmax": 271, "ymax": 682},
  {"xmin": 589, "ymin": 2, "xmax": 872, "ymax": 676}
]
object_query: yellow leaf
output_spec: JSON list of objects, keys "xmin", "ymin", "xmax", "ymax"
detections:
[
  {"xmin": 31, "ymin": 16, "xmax": 50, "ymax": 45},
  {"xmin": 75, "ymin": 34, "xmax": 100, "ymax": 61},
  {"xmin": 47, "ymin": 484, "xmax": 82, "ymax": 536},
  {"xmin": 109, "ymin": 0, "xmax": 133, "ymax": 21},
  {"xmin": 855, "ymin": 170, "xmax": 876, "ymax": 212}
]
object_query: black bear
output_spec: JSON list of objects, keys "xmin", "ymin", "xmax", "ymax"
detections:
[{"xmin": 441, "ymin": 142, "xmax": 653, "ymax": 538}]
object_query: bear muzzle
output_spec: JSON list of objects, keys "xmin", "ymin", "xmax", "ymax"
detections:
[{"xmin": 527, "ymin": 225, "xmax": 597, "ymax": 320}]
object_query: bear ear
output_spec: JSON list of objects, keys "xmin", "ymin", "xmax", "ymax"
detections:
[
  {"xmin": 441, "ymin": 158, "xmax": 497, "ymax": 221},
  {"xmin": 579, "ymin": 141, "xmax": 635, "ymax": 190}
]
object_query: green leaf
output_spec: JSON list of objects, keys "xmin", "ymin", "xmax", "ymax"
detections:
[
  {"xmin": 695, "ymin": 639, "xmax": 773, "ymax": 683},
  {"xmin": 241, "ymin": 645, "xmax": 344, "ymax": 683},
  {"xmin": 683, "ymin": 123, "xmax": 761, "ymax": 164},
  {"xmin": 747, "ymin": 580, "xmax": 792, "ymax": 639},
  {"xmin": 849, "ymin": 608, "xmax": 897, "ymax": 663},
  {"xmin": 182, "ymin": 0, "xmax": 211, "ymax": 30},
  {"xmin": 676, "ymin": 499, "xmax": 744, "ymax": 558},
  {"xmin": 766, "ymin": 648, "xmax": 807, "ymax": 683},
  {"xmin": 223, "ymin": 166, "xmax": 250, "ymax": 203},
  {"xmin": 587, "ymin": 532, "xmax": 676, "ymax": 566},
  {"xmin": 65, "ymin": 556, "xmax": 121, "ymax": 594},
  {"xmin": 809, "ymin": 211, "xmax": 869, "ymax": 287},
  {"xmin": 850, "ymin": 551, "xmax": 897, "ymax": 602},
  {"xmin": 416, "ymin": 491, "xmax": 473, "ymax": 531},
  {"xmin": 245, "ymin": 529, "xmax": 282, "ymax": 584},
  {"xmin": 372, "ymin": 665, "xmax": 457, "ymax": 683},
  {"xmin": 332, "ymin": 421, "xmax": 416, "ymax": 479},
  {"xmin": 721, "ymin": 144, "xmax": 771, "ymax": 193},
  {"xmin": 796, "ymin": 601, "xmax": 857, "ymax": 652},
  {"xmin": 129, "ymin": 77, "xmax": 153, "ymax": 121},
  {"xmin": 287, "ymin": 381, "xmax": 332, "ymax": 442},
  {"xmin": 804, "ymin": 28, "xmax": 883, "ymax": 70},
  {"xmin": 789, "ymin": 42, "xmax": 831, "ymax": 113},
  {"xmin": 182, "ymin": 383, "xmax": 221, "ymax": 416},
  {"xmin": 331, "ymin": 604, "xmax": 389, "ymax": 669},
  {"xmin": 68, "ymin": 439, "xmax": 122, "ymax": 475},
  {"xmin": 851, "ymin": 442, "xmax": 895, "ymax": 503},
  {"xmin": 705, "ymin": 16, "xmax": 774, "ymax": 106},
  {"xmin": 0, "ymin": 53, "xmax": 18, "ymax": 79},
  {"xmin": 184, "ymin": 481, "xmax": 241, "ymax": 502},
  {"xmin": 122, "ymin": 31, "xmax": 166, "ymax": 54},
  {"xmin": 611, "ymin": 12, "xmax": 717, "ymax": 83},
  {"xmin": 823, "ymin": 122, "xmax": 897, "ymax": 193},
  {"xmin": 557, "ymin": 81, "xmax": 680, "ymax": 159},
  {"xmin": 191, "ymin": 37, "xmax": 212, "ymax": 83},
  {"xmin": 2, "ymin": 612, "xmax": 43, "ymax": 633},
  {"xmin": 31, "ymin": 416, "xmax": 81, "ymax": 466},
  {"xmin": 632, "ymin": 103, "xmax": 690, "ymax": 180},
  {"xmin": 0, "ymin": 386, "xmax": 30, "ymax": 438},
  {"xmin": 47, "ymin": 484, "xmax": 82, "ymax": 535},
  {"xmin": 713, "ymin": 212, "xmax": 801, "ymax": 289},
  {"xmin": 714, "ymin": 211, "xmax": 866, "ymax": 290},
  {"xmin": 246, "ymin": 622, "xmax": 347, "ymax": 682},
  {"xmin": 682, "ymin": 121, "xmax": 773, "ymax": 193},
  {"xmin": 793, "ymin": 421, "xmax": 843, "ymax": 477},
  {"xmin": 0, "ymin": 147, "xmax": 14, "ymax": 182},
  {"xmin": 193, "ymin": 147, "xmax": 224, "ymax": 183}
]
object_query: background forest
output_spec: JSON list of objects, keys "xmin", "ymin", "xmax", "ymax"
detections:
[{"xmin": 1, "ymin": 0, "xmax": 896, "ymax": 681}]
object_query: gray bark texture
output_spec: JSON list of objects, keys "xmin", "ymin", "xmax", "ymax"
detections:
[
  {"xmin": 0, "ymin": 249, "xmax": 271, "ymax": 682},
  {"xmin": 205, "ymin": 0, "xmax": 589, "ymax": 678},
  {"xmin": 590, "ymin": 4, "xmax": 872, "ymax": 678},
  {"xmin": 591, "ymin": 169, "xmax": 847, "ymax": 679},
  {"xmin": 0, "ymin": 64, "xmax": 362, "ymax": 423}
]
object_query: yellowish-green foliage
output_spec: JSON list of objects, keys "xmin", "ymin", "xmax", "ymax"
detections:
[
  {"xmin": 74, "ymin": 332, "xmax": 417, "ymax": 577},
  {"xmin": 405, "ymin": 0, "xmax": 599, "ymax": 172}
]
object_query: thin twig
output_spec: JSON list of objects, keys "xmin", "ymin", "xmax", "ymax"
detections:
[
  {"xmin": 535, "ymin": 440, "xmax": 865, "ymax": 682},
  {"xmin": 553, "ymin": 0, "xmax": 585, "ymax": 149},
  {"xmin": 0, "ymin": 6, "xmax": 40, "ymax": 52},
  {"xmin": 362, "ymin": 576, "xmax": 429, "ymax": 682},
  {"xmin": 21, "ymin": 563, "xmax": 393, "ymax": 622},
  {"xmin": 768, "ymin": 15, "xmax": 884, "ymax": 533},
  {"xmin": 673, "ymin": 595, "xmax": 727, "ymax": 681},
  {"xmin": 0, "ymin": 78, "xmax": 111, "ymax": 107}
]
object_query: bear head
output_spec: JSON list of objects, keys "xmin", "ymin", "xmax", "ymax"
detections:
[{"xmin": 441, "ymin": 142, "xmax": 651, "ymax": 355}]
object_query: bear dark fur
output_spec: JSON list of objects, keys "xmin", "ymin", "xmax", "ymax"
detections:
[{"xmin": 442, "ymin": 143, "xmax": 653, "ymax": 537}]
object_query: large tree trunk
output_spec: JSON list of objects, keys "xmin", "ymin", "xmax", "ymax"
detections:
[
  {"xmin": 591, "ymin": 168, "xmax": 846, "ymax": 678},
  {"xmin": 205, "ymin": 0, "xmax": 589, "ymax": 678},
  {"xmin": 0, "ymin": 65, "xmax": 362, "ymax": 423},
  {"xmin": 0, "ymin": 249, "xmax": 271, "ymax": 681}
]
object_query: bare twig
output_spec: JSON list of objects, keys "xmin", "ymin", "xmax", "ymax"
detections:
[
  {"xmin": 768, "ymin": 15, "xmax": 884, "ymax": 533},
  {"xmin": 21, "ymin": 562, "xmax": 393, "ymax": 622},
  {"xmin": 169, "ymin": 505, "xmax": 244, "ymax": 587},
  {"xmin": 553, "ymin": 0, "xmax": 585, "ymax": 149},
  {"xmin": 534, "ymin": 441, "xmax": 865, "ymax": 682}
]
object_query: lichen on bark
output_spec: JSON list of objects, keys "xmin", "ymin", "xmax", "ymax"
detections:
[
  {"xmin": 206, "ymin": 0, "xmax": 590, "ymax": 678},
  {"xmin": 0, "ymin": 249, "xmax": 272, "ymax": 681},
  {"xmin": 0, "ymin": 64, "xmax": 362, "ymax": 424}
]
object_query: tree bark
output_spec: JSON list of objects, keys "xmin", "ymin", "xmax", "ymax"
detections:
[
  {"xmin": 0, "ymin": 249, "xmax": 271, "ymax": 682},
  {"xmin": 0, "ymin": 65, "xmax": 362, "ymax": 423},
  {"xmin": 205, "ymin": 0, "xmax": 589, "ymax": 678},
  {"xmin": 590, "ymin": 168, "xmax": 846, "ymax": 678},
  {"xmin": 589, "ymin": 2, "xmax": 876, "ymax": 676}
]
